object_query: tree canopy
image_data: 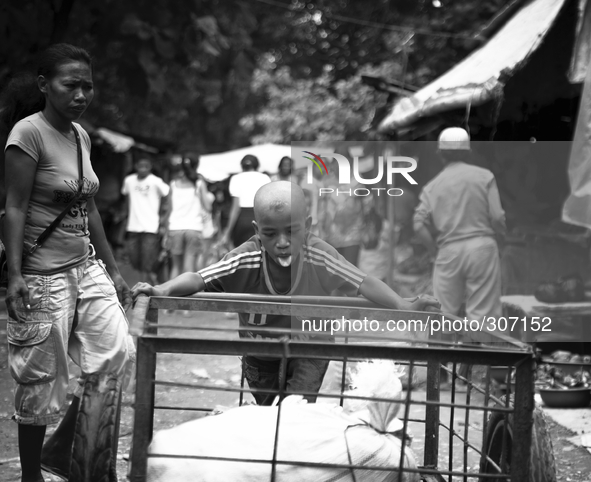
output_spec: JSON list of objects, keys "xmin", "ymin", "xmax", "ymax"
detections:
[{"xmin": 1, "ymin": 0, "xmax": 511, "ymax": 151}]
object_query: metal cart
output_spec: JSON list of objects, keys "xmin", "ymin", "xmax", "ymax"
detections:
[{"xmin": 127, "ymin": 293, "xmax": 556, "ymax": 481}]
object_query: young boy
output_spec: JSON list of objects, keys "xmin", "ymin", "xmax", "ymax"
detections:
[
  {"xmin": 122, "ymin": 157, "xmax": 169, "ymax": 284},
  {"xmin": 131, "ymin": 181, "xmax": 439, "ymax": 405}
]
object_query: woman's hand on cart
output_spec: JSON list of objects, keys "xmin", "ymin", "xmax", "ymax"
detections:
[{"xmin": 111, "ymin": 271, "xmax": 133, "ymax": 311}]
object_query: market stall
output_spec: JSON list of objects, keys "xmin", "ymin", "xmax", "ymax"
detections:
[
  {"xmin": 377, "ymin": 0, "xmax": 590, "ymax": 286},
  {"xmin": 502, "ymin": 294, "xmax": 591, "ymax": 355}
]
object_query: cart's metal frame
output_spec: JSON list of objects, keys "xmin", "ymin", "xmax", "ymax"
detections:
[{"xmin": 128, "ymin": 293, "xmax": 536, "ymax": 482}]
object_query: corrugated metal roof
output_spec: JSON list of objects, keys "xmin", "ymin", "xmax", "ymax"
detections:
[{"xmin": 378, "ymin": 0, "xmax": 568, "ymax": 133}]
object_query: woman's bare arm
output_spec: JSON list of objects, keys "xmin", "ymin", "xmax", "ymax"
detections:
[
  {"xmin": 4, "ymin": 146, "xmax": 37, "ymax": 319},
  {"xmin": 87, "ymin": 197, "xmax": 132, "ymax": 310}
]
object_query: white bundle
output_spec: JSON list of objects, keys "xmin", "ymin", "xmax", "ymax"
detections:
[{"xmin": 147, "ymin": 360, "xmax": 420, "ymax": 482}]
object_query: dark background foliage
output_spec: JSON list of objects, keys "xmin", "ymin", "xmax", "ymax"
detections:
[{"xmin": 0, "ymin": 0, "xmax": 511, "ymax": 150}]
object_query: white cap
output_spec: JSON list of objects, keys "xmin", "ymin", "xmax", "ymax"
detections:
[{"xmin": 438, "ymin": 127, "xmax": 470, "ymax": 150}]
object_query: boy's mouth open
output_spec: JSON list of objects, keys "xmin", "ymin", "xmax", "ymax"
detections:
[{"xmin": 276, "ymin": 254, "xmax": 292, "ymax": 267}]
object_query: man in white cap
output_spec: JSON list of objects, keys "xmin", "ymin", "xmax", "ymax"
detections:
[{"xmin": 413, "ymin": 127, "xmax": 506, "ymax": 337}]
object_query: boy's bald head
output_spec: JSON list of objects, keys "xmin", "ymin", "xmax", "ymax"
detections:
[
  {"xmin": 253, "ymin": 181, "xmax": 310, "ymax": 268},
  {"xmin": 254, "ymin": 181, "xmax": 307, "ymax": 222}
]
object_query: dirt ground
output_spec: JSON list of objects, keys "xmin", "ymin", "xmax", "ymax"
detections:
[{"xmin": 1, "ymin": 264, "xmax": 591, "ymax": 481}]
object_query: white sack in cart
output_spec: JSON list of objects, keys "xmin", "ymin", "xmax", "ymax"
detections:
[{"xmin": 147, "ymin": 361, "xmax": 420, "ymax": 482}]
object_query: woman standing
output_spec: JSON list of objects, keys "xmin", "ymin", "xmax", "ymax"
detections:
[
  {"xmin": 165, "ymin": 153, "xmax": 214, "ymax": 280},
  {"xmin": 1, "ymin": 44, "xmax": 134, "ymax": 482}
]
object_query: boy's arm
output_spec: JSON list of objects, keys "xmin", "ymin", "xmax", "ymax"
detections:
[
  {"xmin": 359, "ymin": 275, "xmax": 440, "ymax": 312},
  {"xmin": 132, "ymin": 272, "xmax": 206, "ymax": 299},
  {"xmin": 87, "ymin": 198, "xmax": 132, "ymax": 310}
]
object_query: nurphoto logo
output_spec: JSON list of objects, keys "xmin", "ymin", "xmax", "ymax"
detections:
[
  {"xmin": 303, "ymin": 151, "xmax": 329, "ymax": 176},
  {"xmin": 301, "ymin": 150, "xmax": 418, "ymax": 197}
]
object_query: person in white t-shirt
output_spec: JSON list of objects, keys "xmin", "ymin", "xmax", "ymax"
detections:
[
  {"xmin": 164, "ymin": 154, "xmax": 214, "ymax": 280},
  {"xmin": 221, "ymin": 155, "xmax": 271, "ymax": 247},
  {"xmin": 121, "ymin": 157, "xmax": 170, "ymax": 284}
]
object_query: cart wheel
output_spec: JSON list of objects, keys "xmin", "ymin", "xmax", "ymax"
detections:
[
  {"xmin": 480, "ymin": 399, "xmax": 556, "ymax": 482},
  {"xmin": 70, "ymin": 372, "xmax": 120, "ymax": 482}
]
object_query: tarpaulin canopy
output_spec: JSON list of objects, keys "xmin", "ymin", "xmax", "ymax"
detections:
[
  {"xmin": 199, "ymin": 143, "xmax": 333, "ymax": 182},
  {"xmin": 378, "ymin": 0, "xmax": 568, "ymax": 134},
  {"xmin": 563, "ymin": 0, "xmax": 591, "ymax": 229},
  {"xmin": 569, "ymin": 0, "xmax": 591, "ymax": 83},
  {"xmin": 562, "ymin": 55, "xmax": 591, "ymax": 229}
]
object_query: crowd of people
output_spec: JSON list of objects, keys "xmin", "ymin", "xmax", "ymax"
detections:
[
  {"xmin": 0, "ymin": 41, "xmax": 505, "ymax": 482},
  {"xmin": 119, "ymin": 147, "xmax": 388, "ymax": 287}
]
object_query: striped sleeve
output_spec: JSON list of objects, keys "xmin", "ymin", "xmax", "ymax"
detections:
[
  {"xmin": 198, "ymin": 249, "xmax": 262, "ymax": 286},
  {"xmin": 304, "ymin": 243, "xmax": 367, "ymax": 295}
]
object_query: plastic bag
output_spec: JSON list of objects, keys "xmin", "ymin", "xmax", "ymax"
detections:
[
  {"xmin": 148, "ymin": 404, "xmax": 418, "ymax": 482},
  {"xmin": 147, "ymin": 361, "xmax": 419, "ymax": 482}
]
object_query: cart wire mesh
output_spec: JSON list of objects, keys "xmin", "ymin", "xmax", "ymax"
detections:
[{"xmin": 128, "ymin": 293, "xmax": 535, "ymax": 482}]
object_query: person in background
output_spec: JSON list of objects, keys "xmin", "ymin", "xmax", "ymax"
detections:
[
  {"xmin": 200, "ymin": 179, "xmax": 232, "ymax": 269},
  {"xmin": 209, "ymin": 179, "xmax": 231, "ymax": 239},
  {"xmin": 298, "ymin": 159, "xmax": 322, "ymax": 236},
  {"xmin": 1, "ymin": 43, "xmax": 134, "ymax": 482},
  {"xmin": 298, "ymin": 158, "xmax": 329, "ymax": 236},
  {"xmin": 121, "ymin": 156, "xmax": 170, "ymax": 284},
  {"xmin": 413, "ymin": 127, "xmax": 505, "ymax": 322},
  {"xmin": 221, "ymin": 154, "xmax": 271, "ymax": 248},
  {"xmin": 271, "ymin": 156, "xmax": 296, "ymax": 182},
  {"xmin": 164, "ymin": 153, "xmax": 214, "ymax": 281},
  {"xmin": 413, "ymin": 127, "xmax": 505, "ymax": 385},
  {"xmin": 318, "ymin": 157, "xmax": 365, "ymax": 267}
]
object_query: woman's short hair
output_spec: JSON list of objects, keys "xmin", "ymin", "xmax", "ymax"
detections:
[
  {"xmin": 241, "ymin": 154, "xmax": 259, "ymax": 171},
  {"xmin": 37, "ymin": 43, "xmax": 92, "ymax": 79}
]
